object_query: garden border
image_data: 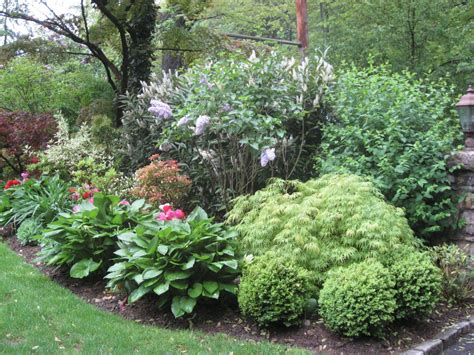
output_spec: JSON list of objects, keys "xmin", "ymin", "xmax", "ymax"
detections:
[{"xmin": 402, "ymin": 316, "xmax": 474, "ymax": 355}]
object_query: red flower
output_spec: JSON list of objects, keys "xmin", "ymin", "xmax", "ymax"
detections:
[
  {"xmin": 4, "ymin": 179, "xmax": 21, "ymax": 190},
  {"xmin": 29, "ymin": 156, "xmax": 40, "ymax": 164},
  {"xmin": 82, "ymin": 191, "xmax": 92, "ymax": 199}
]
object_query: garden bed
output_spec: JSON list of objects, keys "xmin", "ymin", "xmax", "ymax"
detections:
[{"xmin": 5, "ymin": 235, "xmax": 473, "ymax": 354}]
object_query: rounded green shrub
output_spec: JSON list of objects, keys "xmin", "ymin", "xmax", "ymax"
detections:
[
  {"xmin": 227, "ymin": 174, "xmax": 419, "ymax": 287},
  {"xmin": 389, "ymin": 251, "xmax": 442, "ymax": 320},
  {"xmin": 238, "ymin": 253, "xmax": 312, "ymax": 327},
  {"xmin": 318, "ymin": 260, "xmax": 397, "ymax": 337}
]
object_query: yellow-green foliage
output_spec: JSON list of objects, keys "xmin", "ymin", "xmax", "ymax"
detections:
[{"xmin": 227, "ymin": 174, "xmax": 419, "ymax": 285}]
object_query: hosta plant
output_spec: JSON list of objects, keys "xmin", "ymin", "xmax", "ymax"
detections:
[
  {"xmin": 39, "ymin": 193, "xmax": 153, "ymax": 279},
  {"xmin": 106, "ymin": 207, "xmax": 240, "ymax": 318}
]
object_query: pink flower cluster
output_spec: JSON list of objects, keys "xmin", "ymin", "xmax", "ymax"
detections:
[{"xmin": 157, "ymin": 203, "xmax": 185, "ymax": 221}]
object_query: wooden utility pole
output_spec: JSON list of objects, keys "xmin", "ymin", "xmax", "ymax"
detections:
[{"xmin": 296, "ymin": 0, "xmax": 309, "ymax": 54}]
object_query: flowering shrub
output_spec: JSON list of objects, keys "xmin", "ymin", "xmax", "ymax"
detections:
[
  {"xmin": 130, "ymin": 155, "xmax": 191, "ymax": 208},
  {"xmin": 156, "ymin": 203, "xmax": 186, "ymax": 221},
  {"xmin": 0, "ymin": 111, "xmax": 57, "ymax": 174},
  {"xmin": 121, "ymin": 50, "xmax": 333, "ymax": 209},
  {"xmin": 106, "ymin": 207, "xmax": 240, "ymax": 318}
]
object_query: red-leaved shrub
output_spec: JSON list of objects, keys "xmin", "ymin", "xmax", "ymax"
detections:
[
  {"xmin": 0, "ymin": 111, "xmax": 57, "ymax": 173},
  {"xmin": 130, "ymin": 154, "xmax": 191, "ymax": 208}
]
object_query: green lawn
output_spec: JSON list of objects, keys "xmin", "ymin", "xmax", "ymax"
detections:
[{"xmin": 0, "ymin": 242, "xmax": 306, "ymax": 354}]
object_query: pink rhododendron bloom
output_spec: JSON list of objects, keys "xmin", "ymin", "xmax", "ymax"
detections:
[
  {"xmin": 88, "ymin": 197, "xmax": 94, "ymax": 204},
  {"xmin": 158, "ymin": 212, "xmax": 167, "ymax": 221},
  {"xmin": 119, "ymin": 200, "xmax": 130, "ymax": 206},
  {"xmin": 156, "ymin": 205, "xmax": 186, "ymax": 221},
  {"xmin": 160, "ymin": 203, "xmax": 172, "ymax": 213}
]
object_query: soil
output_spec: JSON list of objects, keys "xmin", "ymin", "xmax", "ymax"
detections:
[{"xmin": 3, "ymin": 235, "xmax": 473, "ymax": 354}]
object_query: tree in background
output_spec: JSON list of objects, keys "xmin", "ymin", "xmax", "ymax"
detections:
[{"xmin": 0, "ymin": 0, "xmax": 27, "ymax": 45}]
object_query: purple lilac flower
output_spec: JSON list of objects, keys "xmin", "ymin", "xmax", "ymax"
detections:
[
  {"xmin": 221, "ymin": 103, "xmax": 232, "ymax": 112},
  {"xmin": 148, "ymin": 100, "xmax": 172, "ymax": 120},
  {"xmin": 199, "ymin": 75, "xmax": 214, "ymax": 89},
  {"xmin": 260, "ymin": 148, "xmax": 276, "ymax": 167},
  {"xmin": 177, "ymin": 115, "xmax": 191, "ymax": 127},
  {"xmin": 194, "ymin": 115, "xmax": 211, "ymax": 135}
]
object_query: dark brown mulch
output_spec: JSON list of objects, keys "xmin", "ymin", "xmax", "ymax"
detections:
[{"xmin": 3, "ymin": 235, "xmax": 473, "ymax": 354}]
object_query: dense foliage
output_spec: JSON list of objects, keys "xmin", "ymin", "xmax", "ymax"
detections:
[
  {"xmin": 238, "ymin": 252, "xmax": 311, "ymax": 327},
  {"xmin": 39, "ymin": 194, "xmax": 150, "ymax": 279},
  {"xmin": 122, "ymin": 50, "xmax": 333, "ymax": 210},
  {"xmin": 431, "ymin": 244, "xmax": 473, "ymax": 304},
  {"xmin": 16, "ymin": 218, "xmax": 42, "ymax": 246},
  {"xmin": 227, "ymin": 174, "xmax": 418, "ymax": 287},
  {"xmin": 106, "ymin": 207, "xmax": 240, "ymax": 318},
  {"xmin": 130, "ymin": 154, "xmax": 191, "ymax": 208},
  {"xmin": 317, "ymin": 65, "xmax": 462, "ymax": 239},
  {"xmin": 319, "ymin": 261, "xmax": 397, "ymax": 337},
  {"xmin": 0, "ymin": 175, "xmax": 71, "ymax": 228},
  {"xmin": 0, "ymin": 111, "xmax": 57, "ymax": 174},
  {"xmin": 388, "ymin": 251, "xmax": 442, "ymax": 320}
]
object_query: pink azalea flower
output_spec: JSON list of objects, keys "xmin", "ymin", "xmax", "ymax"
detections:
[
  {"xmin": 159, "ymin": 204, "xmax": 172, "ymax": 213},
  {"xmin": 174, "ymin": 209, "xmax": 185, "ymax": 219},
  {"xmin": 158, "ymin": 212, "xmax": 167, "ymax": 221},
  {"xmin": 88, "ymin": 197, "xmax": 94, "ymax": 204}
]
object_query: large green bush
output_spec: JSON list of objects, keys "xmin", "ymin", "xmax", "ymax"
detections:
[
  {"xmin": 227, "ymin": 174, "xmax": 419, "ymax": 287},
  {"xmin": 388, "ymin": 250, "xmax": 442, "ymax": 320},
  {"xmin": 317, "ymin": 65, "xmax": 462, "ymax": 238},
  {"xmin": 122, "ymin": 50, "xmax": 333, "ymax": 210},
  {"xmin": 106, "ymin": 207, "xmax": 240, "ymax": 318},
  {"xmin": 318, "ymin": 261, "xmax": 397, "ymax": 337},
  {"xmin": 238, "ymin": 252, "xmax": 312, "ymax": 327}
]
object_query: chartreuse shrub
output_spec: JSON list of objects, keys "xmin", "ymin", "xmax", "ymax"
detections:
[
  {"xmin": 238, "ymin": 252, "xmax": 312, "ymax": 327},
  {"xmin": 39, "ymin": 194, "xmax": 152, "ymax": 279},
  {"xmin": 106, "ymin": 207, "xmax": 240, "ymax": 318},
  {"xmin": 317, "ymin": 65, "xmax": 462, "ymax": 238},
  {"xmin": 387, "ymin": 250, "xmax": 442, "ymax": 320},
  {"xmin": 227, "ymin": 174, "xmax": 419, "ymax": 288},
  {"xmin": 318, "ymin": 261, "xmax": 397, "ymax": 337},
  {"xmin": 431, "ymin": 244, "xmax": 473, "ymax": 304}
]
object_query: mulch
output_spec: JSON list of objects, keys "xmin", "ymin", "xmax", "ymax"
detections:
[{"xmin": 3, "ymin": 234, "xmax": 473, "ymax": 354}]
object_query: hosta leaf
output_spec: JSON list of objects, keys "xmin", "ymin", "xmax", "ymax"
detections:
[
  {"xmin": 118, "ymin": 232, "xmax": 136, "ymax": 242},
  {"xmin": 171, "ymin": 296, "xmax": 185, "ymax": 318},
  {"xmin": 188, "ymin": 282, "xmax": 203, "ymax": 298},
  {"xmin": 153, "ymin": 282, "xmax": 169, "ymax": 295},
  {"xmin": 70, "ymin": 259, "xmax": 101, "ymax": 279},
  {"xmin": 164, "ymin": 270, "xmax": 191, "ymax": 281},
  {"xmin": 181, "ymin": 257, "xmax": 195, "ymax": 270},
  {"xmin": 219, "ymin": 283, "xmax": 237, "ymax": 294},
  {"xmin": 157, "ymin": 245, "xmax": 169, "ymax": 255},
  {"xmin": 142, "ymin": 268, "xmax": 162, "ymax": 280},
  {"xmin": 221, "ymin": 260, "xmax": 238, "ymax": 270},
  {"xmin": 186, "ymin": 207, "xmax": 208, "ymax": 222},
  {"xmin": 128, "ymin": 284, "xmax": 150, "ymax": 303},
  {"xmin": 180, "ymin": 296, "xmax": 197, "ymax": 314},
  {"xmin": 202, "ymin": 281, "xmax": 219, "ymax": 294},
  {"xmin": 130, "ymin": 199, "xmax": 145, "ymax": 213}
]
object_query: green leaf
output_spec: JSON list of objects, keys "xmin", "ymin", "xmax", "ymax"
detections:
[
  {"xmin": 171, "ymin": 296, "xmax": 185, "ymax": 318},
  {"xmin": 130, "ymin": 199, "xmax": 145, "ymax": 213},
  {"xmin": 186, "ymin": 207, "xmax": 208, "ymax": 222},
  {"xmin": 170, "ymin": 280, "xmax": 188, "ymax": 290},
  {"xmin": 157, "ymin": 245, "xmax": 169, "ymax": 255},
  {"xmin": 153, "ymin": 282, "xmax": 170, "ymax": 296},
  {"xmin": 70, "ymin": 259, "xmax": 101, "ymax": 279},
  {"xmin": 128, "ymin": 284, "xmax": 150, "ymax": 303},
  {"xmin": 221, "ymin": 260, "xmax": 238, "ymax": 270},
  {"xmin": 181, "ymin": 256, "xmax": 195, "ymax": 270},
  {"xmin": 164, "ymin": 270, "xmax": 191, "ymax": 281},
  {"xmin": 117, "ymin": 232, "xmax": 136, "ymax": 242},
  {"xmin": 180, "ymin": 296, "xmax": 197, "ymax": 313},
  {"xmin": 202, "ymin": 281, "xmax": 219, "ymax": 294},
  {"xmin": 142, "ymin": 268, "xmax": 162, "ymax": 280},
  {"xmin": 188, "ymin": 282, "xmax": 203, "ymax": 298}
]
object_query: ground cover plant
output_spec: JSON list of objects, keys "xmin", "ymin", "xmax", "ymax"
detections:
[
  {"xmin": 317, "ymin": 65, "xmax": 463, "ymax": 239},
  {"xmin": 107, "ymin": 206, "xmax": 240, "ymax": 318}
]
